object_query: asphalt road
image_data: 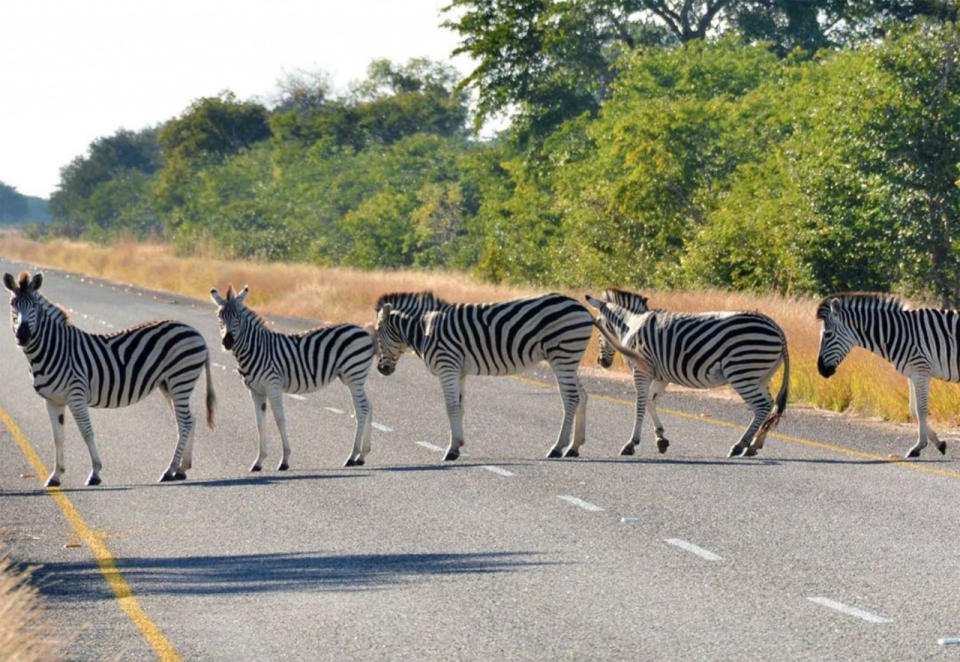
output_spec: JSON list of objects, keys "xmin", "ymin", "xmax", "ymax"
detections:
[{"xmin": 3, "ymin": 258, "xmax": 960, "ymax": 661}]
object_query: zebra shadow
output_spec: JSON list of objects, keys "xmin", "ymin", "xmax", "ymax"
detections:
[
  {"xmin": 772, "ymin": 456, "xmax": 957, "ymax": 467},
  {"xmin": 566, "ymin": 456, "xmax": 781, "ymax": 467},
  {"xmin": 0, "ymin": 485, "xmax": 134, "ymax": 497},
  {"xmin": 155, "ymin": 472, "xmax": 367, "ymax": 489},
  {"xmin": 33, "ymin": 549, "xmax": 558, "ymax": 599}
]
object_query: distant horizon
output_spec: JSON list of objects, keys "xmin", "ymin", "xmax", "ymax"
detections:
[{"xmin": 1, "ymin": 0, "xmax": 472, "ymax": 199}]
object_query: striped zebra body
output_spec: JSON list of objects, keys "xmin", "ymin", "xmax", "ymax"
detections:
[
  {"xmin": 816, "ymin": 292, "xmax": 955, "ymax": 457},
  {"xmin": 211, "ymin": 286, "xmax": 374, "ymax": 468},
  {"xmin": 374, "ymin": 292, "xmax": 593, "ymax": 460},
  {"xmin": 4, "ymin": 272, "xmax": 216, "ymax": 486},
  {"xmin": 587, "ymin": 289, "xmax": 789, "ymax": 457}
]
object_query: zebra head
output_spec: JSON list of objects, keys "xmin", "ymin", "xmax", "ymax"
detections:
[
  {"xmin": 584, "ymin": 293, "xmax": 632, "ymax": 368},
  {"xmin": 4, "ymin": 271, "xmax": 44, "ymax": 346},
  {"xmin": 374, "ymin": 303, "xmax": 406, "ymax": 376},
  {"xmin": 210, "ymin": 285, "xmax": 249, "ymax": 351},
  {"xmin": 815, "ymin": 297, "xmax": 856, "ymax": 378}
]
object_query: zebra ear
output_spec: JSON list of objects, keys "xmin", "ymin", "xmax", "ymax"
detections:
[
  {"xmin": 28, "ymin": 273, "xmax": 42, "ymax": 292},
  {"xmin": 584, "ymin": 294, "xmax": 605, "ymax": 311},
  {"xmin": 2, "ymin": 273, "xmax": 16, "ymax": 293},
  {"xmin": 235, "ymin": 286, "xmax": 249, "ymax": 305},
  {"xmin": 377, "ymin": 303, "xmax": 394, "ymax": 323},
  {"xmin": 210, "ymin": 288, "xmax": 226, "ymax": 307}
]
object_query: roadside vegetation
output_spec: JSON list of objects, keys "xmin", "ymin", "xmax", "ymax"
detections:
[
  {"xmin": 14, "ymin": 6, "xmax": 960, "ymax": 428},
  {"xmin": 6, "ymin": 235, "xmax": 960, "ymax": 429},
  {"xmin": 0, "ymin": 547, "xmax": 64, "ymax": 662}
]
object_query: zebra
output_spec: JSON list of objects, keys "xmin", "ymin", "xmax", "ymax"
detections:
[
  {"xmin": 816, "ymin": 292, "xmax": 956, "ymax": 458},
  {"xmin": 4, "ymin": 271, "xmax": 216, "ymax": 486},
  {"xmin": 374, "ymin": 291, "xmax": 593, "ymax": 460},
  {"xmin": 210, "ymin": 285, "xmax": 375, "ymax": 469},
  {"xmin": 586, "ymin": 288, "xmax": 789, "ymax": 457}
]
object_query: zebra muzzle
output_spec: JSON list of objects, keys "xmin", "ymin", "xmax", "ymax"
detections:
[
  {"xmin": 221, "ymin": 332, "xmax": 235, "ymax": 350},
  {"xmin": 15, "ymin": 323, "xmax": 30, "ymax": 346},
  {"xmin": 377, "ymin": 361, "xmax": 395, "ymax": 376},
  {"xmin": 817, "ymin": 357, "xmax": 835, "ymax": 378}
]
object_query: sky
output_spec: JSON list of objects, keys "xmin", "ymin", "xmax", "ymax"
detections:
[{"xmin": 1, "ymin": 0, "xmax": 472, "ymax": 198}]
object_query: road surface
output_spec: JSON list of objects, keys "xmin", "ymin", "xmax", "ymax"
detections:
[{"xmin": 2, "ymin": 258, "xmax": 960, "ymax": 661}]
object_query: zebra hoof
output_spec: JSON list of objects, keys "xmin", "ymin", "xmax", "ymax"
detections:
[
  {"xmin": 546, "ymin": 448, "xmax": 564, "ymax": 459},
  {"xmin": 656, "ymin": 438, "xmax": 670, "ymax": 454},
  {"xmin": 937, "ymin": 441, "xmax": 948, "ymax": 455},
  {"xmin": 741, "ymin": 447, "xmax": 758, "ymax": 457},
  {"xmin": 563, "ymin": 447, "xmax": 580, "ymax": 458},
  {"xmin": 619, "ymin": 442, "xmax": 636, "ymax": 456},
  {"xmin": 250, "ymin": 464, "xmax": 262, "ymax": 472},
  {"xmin": 86, "ymin": 474, "xmax": 102, "ymax": 486},
  {"xmin": 344, "ymin": 457, "xmax": 356, "ymax": 467},
  {"xmin": 728, "ymin": 446, "xmax": 744, "ymax": 458},
  {"xmin": 277, "ymin": 462, "xmax": 289, "ymax": 471},
  {"xmin": 906, "ymin": 448, "xmax": 921, "ymax": 458},
  {"xmin": 158, "ymin": 472, "xmax": 175, "ymax": 483},
  {"xmin": 353, "ymin": 457, "xmax": 364, "ymax": 466},
  {"xmin": 44, "ymin": 476, "xmax": 60, "ymax": 488},
  {"xmin": 173, "ymin": 471, "xmax": 187, "ymax": 481},
  {"xmin": 443, "ymin": 450, "xmax": 460, "ymax": 461}
]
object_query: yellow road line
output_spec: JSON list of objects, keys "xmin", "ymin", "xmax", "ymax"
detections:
[
  {"xmin": 508, "ymin": 374, "xmax": 960, "ymax": 480},
  {"xmin": 0, "ymin": 406, "xmax": 183, "ymax": 662}
]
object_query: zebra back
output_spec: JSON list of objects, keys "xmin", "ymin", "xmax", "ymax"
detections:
[{"xmin": 603, "ymin": 288, "xmax": 649, "ymax": 314}]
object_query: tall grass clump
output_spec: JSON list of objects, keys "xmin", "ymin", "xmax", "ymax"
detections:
[
  {"xmin": 0, "ymin": 549, "xmax": 64, "ymax": 661},
  {"xmin": 3, "ymin": 236, "xmax": 960, "ymax": 428}
]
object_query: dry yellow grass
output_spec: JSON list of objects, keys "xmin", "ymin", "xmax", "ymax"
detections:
[
  {"xmin": 2, "ymin": 236, "xmax": 959, "ymax": 428},
  {"xmin": 0, "ymin": 550, "xmax": 64, "ymax": 661}
]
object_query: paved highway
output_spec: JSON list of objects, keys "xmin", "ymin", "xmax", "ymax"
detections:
[{"xmin": 2, "ymin": 258, "xmax": 960, "ymax": 661}]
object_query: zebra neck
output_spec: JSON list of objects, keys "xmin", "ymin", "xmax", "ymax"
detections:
[
  {"xmin": 24, "ymin": 314, "xmax": 73, "ymax": 373},
  {"xmin": 848, "ymin": 311, "xmax": 898, "ymax": 361},
  {"xmin": 232, "ymin": 315, "xmax": 272, "ymax": 370},
  {"xmin": 400, "ymin": 313, "xmax": 427, "ymax": 356}
]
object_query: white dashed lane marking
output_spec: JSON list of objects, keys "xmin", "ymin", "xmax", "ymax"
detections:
[
  {"xmin": 557, "ymin": 495, "xmax": 603, "ymax": 512},
  {"xmin": 325, "ymin": 407, "xmax": 345, "ymax": 415},
  {"xmin": 665, "ymin": 538, "xmax": 723, "ymax": 561},
  {"xmin": 371, "ymin": 422, "xmax": 393, "ymax": 433},
  {"xmin": 210, "ymin": 362, "xmax": 229, "ymax": 371},
  {"xmin": 416, "ymin": 441, "xmax": 446, "ymax": 453},
  {"xmin": 480, "ymin": 465, "xmax": 515, "ymax": 477},
  {"xmin": 807, "ymin": 597, "xmax": 891, "ymax": 624},
  {"xmin": 288, "ymin": 394, "xmax": 307, "ymax": 401}
]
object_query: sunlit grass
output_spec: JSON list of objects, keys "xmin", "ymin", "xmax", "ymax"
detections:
[
  {"xmin": 3, "ymin": 235, "xmax": 959, "ymax": 427},
  {"xmin": 0, "ymin": 548, "xmax": 65, "ymax": 661}
]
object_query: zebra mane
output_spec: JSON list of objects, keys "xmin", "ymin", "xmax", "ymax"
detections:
[
  {"xmin": 602, "ymin": 287, "xmax": 649, "ymax": 314},
  {"xmin": 375, "ymin": 291, "xmax": 449, "ymax": 313},
  {"xmin": 816, "ymin": 292, "xmax": 910, "ymax": 320}
]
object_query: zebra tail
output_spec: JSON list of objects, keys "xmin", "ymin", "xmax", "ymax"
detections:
[
  {"xmin": 759, "ymin": 343, "xmax": 790, "ymax": 436},
  {"xmin": 204, "ymin": 355, "xmax": 217, "ymax": 429},
  {"xmin": 592, "ymin": 318, "xmax": 653, "ymax": 374}
]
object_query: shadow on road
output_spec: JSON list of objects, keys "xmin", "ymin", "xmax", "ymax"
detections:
[{"xmin": 36, "ymin": 550, "xmax": 555, "ymax": 599}]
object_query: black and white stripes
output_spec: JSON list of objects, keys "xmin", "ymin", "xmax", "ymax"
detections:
[
  {"xmin": 374, "ymin": 291, "xmax": 594, "ymax": 460},
  {"xmin": 587, "ymin": 288, "xmax": 789, "ymax": 458},
  {"xmin": 816, "ymin": 292, "xmax": 955, "ymax": 457},
  {"xmin": 211, "ymin": 285, "xmax": 375, "ymax": 468},
  {"xmin": 4, "ymin": 271, "xmax": 216, "ymax": 486}
]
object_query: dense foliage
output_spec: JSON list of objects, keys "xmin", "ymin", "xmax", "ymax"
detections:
[
  {"xmin": 0, "ymin": 182, "xmax": 49, "ymax": 225},
  {"xmin": 42, "ymin": 15, "xmax": 960, "ymax": 304}
]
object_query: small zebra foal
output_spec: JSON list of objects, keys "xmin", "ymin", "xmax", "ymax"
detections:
[
  {"xmin": 5, "ymin": 271, "xmax": 216, "ymax": 486},
  {"xmin": 817, "ymin": 292, "xmax": 957, "ymax": 458},
  {"xmin": 374, "ymin": 291, "xmax": 593, "ymax": 460},
  {"xmin": 586, "ymin": 289, "xmax": 789, "ymax": 457},
  {"xmin": 211, "ymin": 285, "xmax": 375, "ymax": 469}
]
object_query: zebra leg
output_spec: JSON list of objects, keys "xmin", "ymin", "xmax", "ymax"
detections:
[
  {"xmin": 648, "ymin": 380, "xmax": 670, "ymax": 454},
  {"xmin": 440, "ymin": 373, "xmax": 465, "ymax": 461},
  {"xmin": 160, "ymin": 383, "xmax": 193, "ymax": 473},
  {"xmin": 621, "ymin": 370, "xmax": 651, "ymax": 456},
  {"xmin": 160, "ymin": 395, "xmax": 194, "ymax": 482},
  {"xmin": 268, "ymin": 389, "xmax": 292, "ymax": 471},
  {"xmin": 44, "ymin": 400, "xmax": 67, "ymax": 488},
  {"xmin": 565, "ymin": 378, "xmax": 588, "ymax": 457},
  {"xmin": 728, "ymin": 382, "xmax": 772, "ymax": 458},
  {"xmin": 344, "ymin": 378, "xmax": 372, "ymax": 467},
  {"xmin": 548, "ymin": 362, "xmax": 580, "ymax": 458},
  {"xmin": 67, "ymin": 399, "xmax": 103, "ymax": 486},
  {"xmin": 906, "ymin": 375, "xmax": 932, "ymax": 458},
  {"xmin": 249, "ymin": 391, "xmax": 269, "ymax": 472}
]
